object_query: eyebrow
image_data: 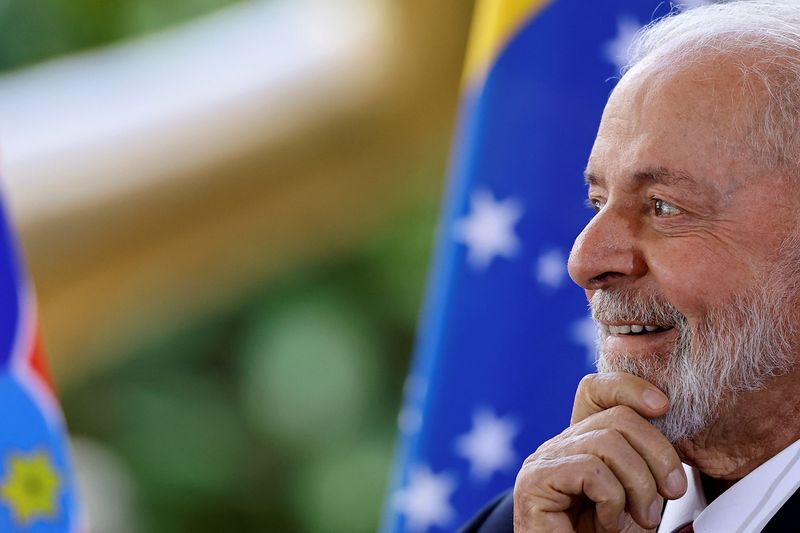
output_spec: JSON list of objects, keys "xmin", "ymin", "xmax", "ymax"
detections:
[{"xmin": 583, "ymin": 166, "xmax": 713, "ymax": 196}]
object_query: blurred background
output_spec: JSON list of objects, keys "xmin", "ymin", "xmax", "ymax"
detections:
[{"xmin": 0, "ymin": 0, "xmax": 476, "ymax": 531}]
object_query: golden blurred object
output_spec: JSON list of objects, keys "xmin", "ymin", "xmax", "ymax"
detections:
[{"xmin": 0, "ymin": 0, "xmax": 474, "ymax": 385}]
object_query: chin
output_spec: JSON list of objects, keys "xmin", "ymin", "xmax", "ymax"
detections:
[{"xmin": 596, "ymin": 350, "xmax": 671, "ymax": 387}]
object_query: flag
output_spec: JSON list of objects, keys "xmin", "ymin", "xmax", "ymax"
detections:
[
  {"xmin": 0, "ymin": 195, "xmax": 82, "ymax": 531},
  {"xmin": 382, "ymin": 1, "xmax": 709, "ymax": 531}
]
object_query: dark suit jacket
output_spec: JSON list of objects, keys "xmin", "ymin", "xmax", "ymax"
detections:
[
  {"xmin": 459, "ymin": 491, "xmax": 513, "ymax": 533},
  {"xmin": 460, "ymin": 487, "xmax": 800, "ymax": 532}
]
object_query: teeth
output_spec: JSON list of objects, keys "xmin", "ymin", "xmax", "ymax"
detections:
[{"xmin": 605, "ymin": 324, "xmax": 664, "ymax": 335}]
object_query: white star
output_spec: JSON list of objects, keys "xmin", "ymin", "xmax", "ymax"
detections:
[
  {"xmin": 393, "ymin": 465, "xmax": 456, "ymax": 532},
  {"xmin": 571, "ymin": 315, "xmax": 600, "ymax": 367},
  {"xmin": 536, "ymin": 248, "xmax": 568, "ymax": 289},
  {"xmin": 453, "ymin": 188, "xmax": 523, "ymax": 270},
  {"xmin": 604, "ymin": 15, "xmax": 643, "ymax": 72},
  {"xmin": 455, "ymin": 408, "xmax": 519, "ymax": 482}
]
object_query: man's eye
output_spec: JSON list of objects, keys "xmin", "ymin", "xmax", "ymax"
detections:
[
  {"xmin": 586, "ymin": 198, "xmax": 605, "ymax": 213},
  {"xmin": 653, "ymin": 198, "xmax": 681, "ymax": 217}
]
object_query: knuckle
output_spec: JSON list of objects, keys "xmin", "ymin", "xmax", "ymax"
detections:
[
  {"xmin": 577, "ymin": 373, "xmax": 598, "ymax": 396},
  {"xmin": 531, "ymin": 434, "xmax": 566, "ymax": 459},
  {"xmin": 515, "ymin": 458, "xmax": 545, "ymax": 490},
  {"xmin": 606, "ymin": 404, "xmax": 637, "ymax": 426},
  {"xmin": 580, "ymin": 427, "xmax": 625, "ymax": 450},
  {"xmin": 574, "ymin": 453, "xmax": 604, "ymax": 472},
  {"xmin": 655, "ymin": 447, "xmax": 680, "ymax": 472},
  {"xmin": 518, "ymin": 452, "xmax": 557, "ymax": 477},
  {"xmin": 515, "ymin": 456, "xmax": 569, "ymax": 490},
  {"xmin": 520, "ymin": 452, "xmax": 537, "ymax": 467},
  {"xmin": 655, "ymin": 438, "xmax": 679, "ymax": 458},
  {"xmin": 628, "ymin": 468, "xmax": 656, "ymax": 494},
  {"xmin": 596, "ymin": 427, "xmax": 625, "ymax": 444},
  {"xmin": 645, "ymin": 437, "xmax": 678, "ymax": 466}
]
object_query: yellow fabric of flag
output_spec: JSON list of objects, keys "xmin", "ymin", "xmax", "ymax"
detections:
[{"xmin": 462, "ymin": 0, "xmax": 552, "ymax": 87}]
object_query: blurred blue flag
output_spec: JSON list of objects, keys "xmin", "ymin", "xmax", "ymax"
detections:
[
  {"xmin": 382, "ymin": 1, "xmax": 705, "ymax": 531},
  {"xmin": 0, "ymin": 195, "xmax": 82, "ymax": 532}
]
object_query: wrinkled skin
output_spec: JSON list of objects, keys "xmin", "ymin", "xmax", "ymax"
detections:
[
  {"xmin": 512, "ymin": 55, "xmax": 800, "ymax": 532},
  {"xmin": 514, "ymin": 373, "xmax": 682, "ymax": 531}
]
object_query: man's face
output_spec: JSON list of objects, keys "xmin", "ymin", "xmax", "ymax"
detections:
[{"xmin": 567, "ymin": 57, "xmax": 800, "ymax": 442}]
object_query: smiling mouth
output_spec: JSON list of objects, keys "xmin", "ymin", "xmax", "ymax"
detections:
[{"xmin": 601, "ymin": 323, "xmax": 674, "ymax": 336}]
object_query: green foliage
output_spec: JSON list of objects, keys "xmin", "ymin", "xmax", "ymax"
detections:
[
  {"xmin": 292, "ymin": 432, "xmax": 395, "ymax": 533},
  {"xmin": 5, "ymin": 2, "xmax": 446, "ymax": 530},
  {"xmin": 237, "ymin": 290, "xmax": 383, "ymax": 451},
  {"xmin": 62, "ymin": 204, "xmax": 439, "ymax": 532},
  {"xmin": 0, "ymin": 0, "xmax": 245, "ymax": 72}
]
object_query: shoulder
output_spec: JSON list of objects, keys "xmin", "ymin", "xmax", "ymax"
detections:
[{"xmin": 459, "ymin": 491, "xmax": 514, "ymax": 533}]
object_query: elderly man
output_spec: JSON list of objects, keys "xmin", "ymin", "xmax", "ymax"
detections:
[{"xmin": 464, "ymin": 1, "xmax": 800, "ymax": 532}]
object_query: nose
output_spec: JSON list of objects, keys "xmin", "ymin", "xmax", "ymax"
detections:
[{"xmin": 567, "ymin": 206, "xmax": 647, "ymax": 291}]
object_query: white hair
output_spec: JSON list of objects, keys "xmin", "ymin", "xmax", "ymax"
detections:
[{"xmin": 623, "ymin": 0, "xmax": 800, "ymax": 170}]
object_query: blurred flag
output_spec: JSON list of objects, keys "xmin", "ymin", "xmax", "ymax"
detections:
[
  {"xmin": 382, "ymin": 1, "xmax": 707, "ymax": 531},
  {"xmin": 0, "ymin": 196, "xmax": 81, "ymax": 531}
]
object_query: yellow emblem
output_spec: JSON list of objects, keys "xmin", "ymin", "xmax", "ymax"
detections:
[{"xmin": 0, "ymin": 450, "xmax": 60, "ymax": 526}]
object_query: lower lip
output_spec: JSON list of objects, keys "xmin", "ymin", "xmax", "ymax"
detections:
[{"xmin": 602, "ymin": 328, "xmax": 679, "ymax": 354}]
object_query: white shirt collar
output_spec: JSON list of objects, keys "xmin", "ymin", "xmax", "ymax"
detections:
[{"xmin": 659, "ymin": 439, "xmax": 800, "ymax": 533}]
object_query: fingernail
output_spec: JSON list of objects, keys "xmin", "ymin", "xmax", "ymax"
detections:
[
  {"xmin": 649, "ymin": 500, "xmax": 662, "ymax": 525},
  {"xmin": 642, "ymin": 389, "xmax": 667, "ymax": 410},
  {"xmin": 666, "ymin": 467, "xmax": 687, "ymax": 495}
]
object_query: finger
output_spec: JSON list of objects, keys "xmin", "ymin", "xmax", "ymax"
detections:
[
  {"xmin": 586, "ymin": 405, "xmax": 688, "ymax": 500},
  {"xmin": 569, "ymin": 429, "xmax": 663, "ymax": 529},
  {"xmin": 515, "ymin": 454, "xmax": 627, "ymax": 533},
  {"xmin": 572, "ymin": 372, "xmax": 669, "ymax": 425}
]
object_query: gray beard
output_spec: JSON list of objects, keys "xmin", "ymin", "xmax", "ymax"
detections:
[{"xmin": 593, "ymin": 283, "xmax": 796, "ymax": 443}]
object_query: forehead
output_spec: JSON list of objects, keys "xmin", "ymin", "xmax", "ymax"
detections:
[{"xmin": 587, "ymin": 56, "xmax": 764, "ymax": 193}]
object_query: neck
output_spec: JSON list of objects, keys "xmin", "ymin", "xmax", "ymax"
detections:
[
  {"xmin": 700, "ymin": 473, "xmax": 735, "ymax": 503},
  {"xmin": 675, "ymin": 370, "xmax": 800, "ymax": 480}
]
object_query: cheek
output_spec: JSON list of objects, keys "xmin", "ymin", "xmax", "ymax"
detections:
[{"xmin": 644, "ymin": 239, "xmax": 754, "ymax": 316}]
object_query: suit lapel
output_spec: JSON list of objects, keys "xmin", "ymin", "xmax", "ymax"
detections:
[{"xmin": 760, "ymin": 483, "xmax": 800, "ymax": 532}]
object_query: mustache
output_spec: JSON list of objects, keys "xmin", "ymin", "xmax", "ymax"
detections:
[{"xmin": 590, "ymin": 290, "xmax": 685, "ymax": 327}]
